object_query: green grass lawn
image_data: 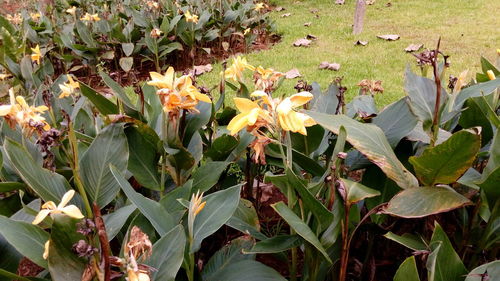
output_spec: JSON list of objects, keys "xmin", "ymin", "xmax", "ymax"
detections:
[{"xmin": 199, "ymin": 0, "xmax": 499, "ymax": 106}]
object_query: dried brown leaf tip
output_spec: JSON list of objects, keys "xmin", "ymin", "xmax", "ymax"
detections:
[
  {"xmin": 293, "ymin": 38, "xmax": 312, "ymax": 47},
  {"xmin": 377, "ymin": 34, "xmax": 400, "ymax": 41},
  {"xmin": 354, "ymin": 40, "xmax": 368, "ymax": 46},
  {"xmin": 335, "ymin": 0, "xmax": 345, "ymax": 5},
  {"xmin": 405, "ymin": 44, "xmax": 424, "ymax": 52},
  {"xmin": 358, "ymin": 79, "xmax": 384, "ymax": 95},
  {"xmin": 285, "ymin": 68, "xmax": 302, "ymax": 79},
  {"xmin": 281, "ymin": 13, "xmax": 291, "ymax": 17},
  {"xmin": 319, "ymin": 62, "xmax": 341, "ymax": 71}
]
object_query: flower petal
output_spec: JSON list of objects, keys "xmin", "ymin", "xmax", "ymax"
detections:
[
  {"xmin": 234, "ymin": 98, "xmax": 259, "ymax": 113},
  {"xmin": 289, "ymin": 91, "xmax": 313, "ymax": 108},
  {"xmin": 60, "ymin": 205, "xmax": 85, "ymax": 219},
  {"xmin": 43, "ymin": 240, "xmax": 50, "ymax": 260},
  {"xmin": 58, "ymin": 190, "xmax": 75, "ymax": 208},
  {"xmin": 0, "ymin": 105, "xmax": 13, "ymax": 116},
  {"xmin": 32, "ymin": 209, "xmax": 51, "ymax": 225},
  {"xmin": 195, "ymin": 92, "xmax": 212, "ymax": 103},
  {"xmin": 227, "ymin": 113, "xmax": 248, "ymax": 135}
]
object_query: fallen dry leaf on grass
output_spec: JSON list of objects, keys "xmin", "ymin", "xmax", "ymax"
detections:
[
  {"xmin": 275, "ymin": 6, "xmax": 285, "ymax": 11},
  {"xmin": 354, "ymin": 40, "xmax": 368, "ymax": 46},
  {"xmin": 310, "ymin": 8, "xmax": 319, "ymax": 14},
  {"xmin": 190, "ymin": 64, "xmax": 213, "ymax": 76},
  {"xmin": 319, "ymin": 62, "xmax": 341, "ymax": 71},
  {"xmin": 281, "ymin": 13, "xmax": 291, "ymax": 17},
  {"xmin": 304, "ymin": 22, "xmax": 312, "ymax": 27},
  {"xmin": 306, "ymin": 34, "xmax": 318, "ymax": 40},
  {"xmin": 285, "ymin": 68, "xmax": 301, "ymax": 79},
  {"xmin": 366, "ymin": 0, "xmax": 376, "ymax": 5},
  {"xmin": 404, "ymin": 43, "xmax": 424, "ymax": 52},
  {"xmin": 385, "ymin": 2, "xmax": 392, "ymax": 7},
  {"xmin": 335, "ymin": 0, "xmax": 345, "ymax": 4},
  {"xmin": 377, "ymin": 34, "xmax": 400, "ymax": 41},
  {"xmin": 293, "ymin": 38, "xmax": 312, "ymax": 47}
]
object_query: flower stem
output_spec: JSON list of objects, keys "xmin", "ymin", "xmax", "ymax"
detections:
[{"xmin": 68, "ymin": 122, "xmax": 93, "ymax": 218}]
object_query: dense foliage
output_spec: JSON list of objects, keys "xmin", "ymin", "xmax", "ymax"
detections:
[{"xmin": 0, "ymin": 2, "xmax": 499, "ymax": 281}]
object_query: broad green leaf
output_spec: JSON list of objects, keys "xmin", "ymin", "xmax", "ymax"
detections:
[
  {"xmin": 286, "ymin": 169, "xmax": 333, "ymax": 232},
  {"xmin": 226, "ymin": 199, "xmax": 267, "ymax": 240},
  {"xmin": 271, "ymin": 202, "xmax": 332, "ymax": 263},
  {"xmin": 409, "ymin": 129, "xmax": 481, "ymax": 186},
  {"xmin": 338, "ymin": 178, "xmax": 380, "ymax": 205},
  {"xmin": 80, "ymin": 124, "xmax": 129, "ymax": 207},
  {"xmin": 75, "ymin": 21, "xmax": 96, "ymax": 47},
  {"xmin": 48, "ymin": 215, "xmax": 86, "ymax": 281},
  {"xmin": 459, "ymin": 98, "xmax": 494, "ymax": 146},
  {"xmin": 373, "ymin": 98, "xmax": 418, "ymax": 148},
  {"xmin": 290, "ymin": 125, "xmax": 325, "ymax": 155},
  {"xmin": 111, "ymin": 166, "xmax": 175, "ymax": 235},
  {"xmin": 99, "ymin": 71, "xmax": 135, "ymax": 109},
  {"xmin": 0, "ymin": 233, "xmax": 23, "ymax": 275},
  {"xmin": 202, "ymin": 237, "xmax": 254, "ymax": 281},
  {"xmin": 103, "ymin": 204, "xmax": 136, "ymax": 240},
  {"xmin": 428, "ymin": 222, "xmax": 467, "ymax": 281},
  {"xmin": 465, "ymin": 260, "xmax": 500, "ymax": 281},
  {"xmin": 146, "ymin": 225, "xmax": 186, "ymax": 281},
  {"xmin": 4, "ymin": 139, "xmax": 69, "ymax": 202},
  {"xmin": 310, "ymin": 83, "xmax": 340, "ymax": 114},
  {"xmin": 191, "ymin": 185, "xmax": 242, "ymax": 252},
  {"xmin": 394, "ymin": 256, "xmax": 420, "ymax": 281},
  {"xmin": 205, "ymin": 135, "xmax": 238, "ymax": 161},
  {"xmin": 477, "ymin": 130, "xmax": 500, "ymax": 208},
  {"xmin": 203, "ymin": 260, "xmax": 286, "ymax": 281},
  {"xmin": 0, "ymin": 216, "xmax": 49, "ymax": 268},
  {"xmin": 192, "ymin": 161, "xmax": 230, "ymax": 193},
  {"xmin": 383, "ymin": 186, "xmax": 471, "ymax": 218},
  {"xmin": 125, "ymin": 125, "xmax": 161, "ymax": 190},
  {"xmin": 0, "ymin": 182, "xmax": 25, "ymax": 192},
  {"xmin": 122, "ymin": 43, "xmax": 134, "ymax": 56},
  {"xmin": 406, "ymin": 122, "xmax": 451, "ymax": 145},
  {"xmin": 404, "ymin": 67, "xmax": 447, "ymax": 130},
  {"xmin": 384, "ymin": 232, "xmax": 427, "ymax": 251},
  {"xmin": 454, "ymin": 77, "xmax": 500, "ymax": 110},
  {"xmin": 244, "ymin": 235, "xmax": 302, "ymax": 254},
  {"xmin": 184, "ymin": 102, "xmax": 212, "ymax": 145},
  {"xmin": 79, "ymin": 82, "xmax": 118, "ymax": 115},
  {"xmin": 119, "ymin": 57, "xmax": 134, "ymax": 72},
  {"xmin": 306, "ymin": 112, "xmax": 418, "ymax": 189}
]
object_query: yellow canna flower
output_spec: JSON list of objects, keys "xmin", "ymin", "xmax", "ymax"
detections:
[
  {"xmin": 487, "ymin": 70, "xmax": 496, "ymax": 80},
  {"xmin": 43, "ymin": 240, "xmax": 50, "ymax": 260},
  {"xmin": 244, "ymin": 28, "xmax": 251, "ymax": 35},
  {"xmin": 255, "ymin": 2, "xmax": 266, "ymax": 11},
  {"xmin": 150, "ymin": 28, "xmax": 163, "ymax": 38},
  {"xmin": 31, "ymin": 45, "xmax": 41, "ymax": 64},
  {"xmin": 30, "ymin": 12, "xmax": 41, "ymax": 21},
  {"xmin": 188, "ymin": 191, "xmax": 206, "ymax": 240},
  {"xmin": 32, "ymin": 190, "xmax": 84, "ymax": 225},
  {"xmin": 148, "ymin": 67, "xmax": 211, "ymax": 114},
  {"xmin": 66, "ymin": 6, "xmax": 77, "ymax": 16},
  {"xmin": 453, "ymin": 70, "xmax": 468, "ymax": 93},
  {"xmin": 0, "ymin": 88, "xmax": 51, "ymax": 133},
  {"xmin": 227, "ymin": 97, "xmax": 271, "ymax": 135},
  {"xmin": 224, "ymin": 56, "xmax": 255, "ymax": 82},
  {"xmin": 148, "ymin": 67, "xmax": 175, "ymax": 89},
  {"xmin": 276, "ymin": 92, "xmax": 316, "ymax": 135},
  {"xmin": 81, "ymin": 13, "xmax": 100, "ymax": 22},
  {"xmin": 184, "ymin": 10, "xmax": 199, "ymax": 24},
  {"xmin": 59, "ymin": 75, "xmax": 80, "ymax": 98}
]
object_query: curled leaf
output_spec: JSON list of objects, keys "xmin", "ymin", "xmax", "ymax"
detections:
[{"xmin": 377, "ymin": 34, "xmax": 400, "ymax": 41}]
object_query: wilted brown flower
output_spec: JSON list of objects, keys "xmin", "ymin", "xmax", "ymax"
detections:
[
  {"xmin": 125, "ymin": 226, "xmax": 152, "ymax": 261},
  {"xmin": 357, "ymin": 79, "xmax": 384, "ymax": 95}
]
